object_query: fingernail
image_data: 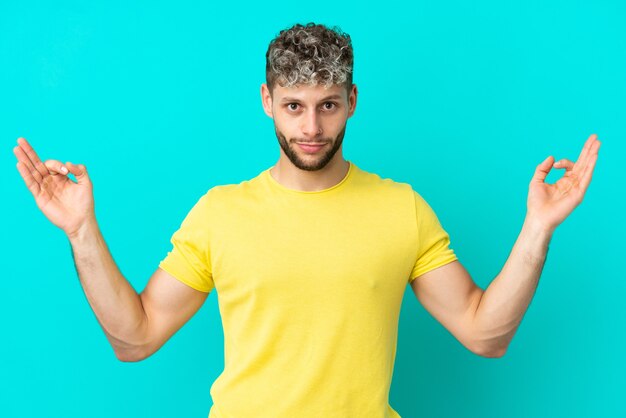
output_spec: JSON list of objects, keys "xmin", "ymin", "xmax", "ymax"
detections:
[{"xmin": 61, "ymin": 166, "xmax": 68, "ymax": 174}]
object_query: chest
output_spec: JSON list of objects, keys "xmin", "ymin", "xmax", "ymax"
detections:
[{"xmin": 208, "ymin": 200, "xmax": 416, "ymax": 309}]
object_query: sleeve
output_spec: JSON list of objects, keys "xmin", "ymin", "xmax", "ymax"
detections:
[
  {"xmin": 158, "ymin": 193, "xmax": 215, "ymax": 293},
  {"xmin": 409, "ymin": 191, "xmax": 458, "ymax": 283}
]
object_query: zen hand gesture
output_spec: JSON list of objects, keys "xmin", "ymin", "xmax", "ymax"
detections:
[
  {"xmin": 527, "ymin": 133, "xmax": 601, "ymax": 233},
  {"xmin": 13, "ymin": 137, "xmax": 95, "ymax": 238}
]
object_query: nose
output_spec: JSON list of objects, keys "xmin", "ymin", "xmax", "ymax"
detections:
[{"xmin": 301, "ymin": 109, "xmax": 322, "ymax": 138}]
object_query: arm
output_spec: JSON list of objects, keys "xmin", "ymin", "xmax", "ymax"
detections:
[
  {"xmin": 69, "ymin": 220, "xmax": 208, "ymax": 362},
  {"xmin": 14, "ymin": 137, "xmax": 208, "ymax": 362},
  {"xmin": 411, "ymin": 218, "xmax": 551, "ymax": 358},
  {"xmin": 411, "ymin": 133, "xmax": 600, "ymax": 357}
]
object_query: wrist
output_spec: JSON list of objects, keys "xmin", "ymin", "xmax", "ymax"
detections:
[
  {"xmin": 67, "ymin": 217, "xmax": 99, "ymax": 244},
  {"xmin": 522, "ymin": 215, "xmax": 555, "ymax": 240}
]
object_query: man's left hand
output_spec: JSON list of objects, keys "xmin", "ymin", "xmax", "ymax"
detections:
[{"xmin": 526, "ymin": 133, "xmax": 601, "ymax": 233}]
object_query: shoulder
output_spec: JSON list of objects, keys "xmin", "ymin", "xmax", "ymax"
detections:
[
  {"xmin": 199, "ymin": 171, "xmax": 266, "ymax": 211},
  {"xmin": 352, "ymin": 165, "xmax": 439, "ymax": 217},
  {"xmin": 353, "ymin": 164, "xmax": 414, "ymax": 195}
]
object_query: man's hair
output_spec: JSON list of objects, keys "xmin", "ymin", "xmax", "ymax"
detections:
[{"xmin": 265, "ymin": 22, "xmax": 354, "ymax": 95}]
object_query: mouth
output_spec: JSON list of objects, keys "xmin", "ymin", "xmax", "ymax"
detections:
[{"xmin": 296, "ymin": 142, "xmax": 327, "ymax": 153}]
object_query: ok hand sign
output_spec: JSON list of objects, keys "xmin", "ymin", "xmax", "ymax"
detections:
[
  {"xmin": 14, "ymin": 137, "xmax": 96, "ymax": 238},
  {"xmin": 526, "ymin": 133, "xmax": 601, "ymax": 233}
]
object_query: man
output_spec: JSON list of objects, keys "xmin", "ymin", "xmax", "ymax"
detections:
[{"xmin": 13, "ymin": 22, "xmax": 600, "ymax": 418}]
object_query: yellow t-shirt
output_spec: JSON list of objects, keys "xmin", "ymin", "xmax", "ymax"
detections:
[{"xmin": 159, "ymin": 161, "xmax": 457, "ymax": 418}]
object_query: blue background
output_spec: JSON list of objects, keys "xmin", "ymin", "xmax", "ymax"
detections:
[{"xmin": 1, "ymin": 1, "xmax": 624, "ymax": 417}]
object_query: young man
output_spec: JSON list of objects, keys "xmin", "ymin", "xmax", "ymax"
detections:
[{"xmin": 14, "ymin": 22, "xmax": 600, "ymax": 418}]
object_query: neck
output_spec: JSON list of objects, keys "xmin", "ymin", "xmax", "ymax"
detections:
[{"xmin": 270, "ymin": 156, "xmax": 350, "ymax": 192}]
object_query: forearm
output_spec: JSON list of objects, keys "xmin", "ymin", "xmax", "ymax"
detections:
[
  {"xmin": 68, "ymin": 218, "xmax": 149, "ymax": 360},
  {"xmin": 472, "ymin": 217, "xmax": 554, "ymax": 356}
]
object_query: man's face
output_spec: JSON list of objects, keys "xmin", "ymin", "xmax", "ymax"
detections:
[{"xmin": 261, "ymin": 82, "xmax": 357, "ymax": 171}]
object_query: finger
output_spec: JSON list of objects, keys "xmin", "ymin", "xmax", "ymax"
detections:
[
  {"xmin": 575, "ymin": 133, "xmax": 597, "ymax": 162},
  {"xmin": 573, "ymin": 133, "xmax": 598, "ymax": 175},
  {"xmin": 13, "ymin": 145, "xmax": 44, "ymax": 184},
  {"xmin": 65, "ymin": 162, "xmax": 92, "ymax": 186},
  {"xmin": 16, "ymin": 161, "xmax": 41, "ymax": 196},
  {"xmin": 575, "ymin": 135, "xmax": 600, "ymax": 179},
  {"xmin": 532, "ymin": 155, "xmax": 555, "ymax": 183},
  {"xmin": 44, "ymin": 160, "xmax": 69, "ymax": 176},
  {"xmin": 578, "ymin": 140, "xmax": 600, "ymax": 194},
  {"xmin": 16, "ymin": 137, "xmax": 50, "ymax": 179},
  {"xmin": 575, "ymin": 152, "xmax": 598, "ymax": 203},
  {"xmin": 553, "ymin": 158, "xmax": 575, "ymax": 171}
]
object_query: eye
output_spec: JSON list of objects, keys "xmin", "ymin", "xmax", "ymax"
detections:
[
  {"xmin": 287, "ymin": 103, "xmax": 300, "ymax": 111},
  {"xmin": 323, "ymin": 102, "xmax": 336, "ymax": 110}
]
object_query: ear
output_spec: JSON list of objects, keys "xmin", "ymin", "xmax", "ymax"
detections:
[
  {"xmin": 260, "ymin": 83, "xmax": 274, "ymax": 118},
  {"xmin": 347, "ymin": 84, "xmax": 358, "ymax": 118}
]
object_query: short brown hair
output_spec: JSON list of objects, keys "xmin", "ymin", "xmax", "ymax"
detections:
[{"xmin": 265, "ymin": 22, "xmax": 354, "ymax": 95}]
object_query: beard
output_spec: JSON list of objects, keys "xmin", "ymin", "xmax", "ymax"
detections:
[{"xmin": 274, "ymin": 124, "xmax": 347, "ymax": 172}]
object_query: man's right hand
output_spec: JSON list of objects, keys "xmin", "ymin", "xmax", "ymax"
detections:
[
  {"xmin": 13, "ymin": 137, "xmax": 209, "ymax": 361},
  {"xmin": 13, "ymin": 137, "xmax": 95, "ymax": 238}
]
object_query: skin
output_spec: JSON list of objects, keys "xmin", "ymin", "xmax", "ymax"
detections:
[
  {"xmin": 260, "ymin": 81, "xmax": 358, "ymax": 192},
  {"xmin": 411, "ymin": 134, "xmax": 600, "ymax": 356},
  {"xmin": 13, "ymin": 82, "xmax": 600, "ymax": 360}
]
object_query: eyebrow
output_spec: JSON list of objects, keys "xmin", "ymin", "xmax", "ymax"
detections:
[{"xmin": 280, "ymin": 94, "xmax": 343, "ymax": 103}]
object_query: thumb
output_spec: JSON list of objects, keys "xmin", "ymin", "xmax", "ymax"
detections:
[
  {"xmin": 532, "ymin": 155, "xmax": 554, "ymax": 184},
  {"xmin": 65, "ymin": 162, "xmax": 92, "ymax": 186},
  {"xmin": 43, "ymin": 159, "xmax": 70, "ymax": 176}
]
